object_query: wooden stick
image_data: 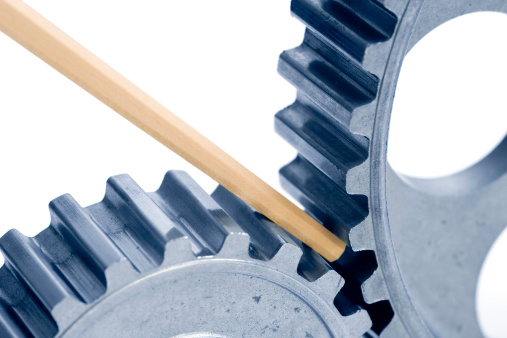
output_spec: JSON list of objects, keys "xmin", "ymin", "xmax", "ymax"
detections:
[{"xmin": 0, "ymin": 0, "xmax": 346, "ymax": 261}]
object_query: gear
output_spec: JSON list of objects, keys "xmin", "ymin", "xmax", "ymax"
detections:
[
  {"xmin": 0, "ymin": 171, "xmax": 370, "ymax": 337},
  {"xmin": 275, "ymin": 0, "xmax": 507, "ymax": 337}
]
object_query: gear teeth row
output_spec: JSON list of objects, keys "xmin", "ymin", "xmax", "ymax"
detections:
[
  {"xmin": 150, "ymin": 171, "xmax": 243, "ymax": 256},
  {"xmin": 277, "ymin": 0, "xmax": 399, "ymax": 335},
  {"xmin": 212, "ymin": 185, "xmax": 299, "ymax": 260},
  {"xmin": 213, "ymin": 186, "xmax": 334, "ymax": 283},
  {"xmin": 276, "ymin": 93, "xmax": 369, "ymax": 185},
  {"xmin": 279, "ymin": 49, "xmax": 374, "ymax": 124},
  {"xmin": 291, "ymin": 0, "xmax": 397, "ymax": 62},
  {"xmin": 0, "ymin": 230, "xmax": 84, "ymax": 337},
  {"xmin": 279, "ymin": 156, "xmax": 368, "ymax": 245},
  {"xmin": 0, "ymin": 302, "xmax": 29, "ymax": 338},
  {"xmin": 212, "ymin": 185, "xmax": 363, "ymax": 315},
  {"xmin": 0, "ymin": 170, "xmax": 367, "ymax": 336},
  {"xmin": 48, "ymin": 194, "xmax": 130, "ymax": 290}
]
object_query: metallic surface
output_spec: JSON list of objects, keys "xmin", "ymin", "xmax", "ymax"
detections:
[
  {"xmin": 276, "ymin": 0, "xmax": 507, "ymax": 337},
  {"xmin": 0, "ymin": 171, "xmax": 370, "ymax": 337},
  {"xmin": 1, "ymin": 1, "xmax": 506, "ymax": 337}
]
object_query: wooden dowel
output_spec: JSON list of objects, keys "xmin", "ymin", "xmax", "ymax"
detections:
[{"xmin": 0, "ymin": 0, "xmax": 346, "ymax": 261}]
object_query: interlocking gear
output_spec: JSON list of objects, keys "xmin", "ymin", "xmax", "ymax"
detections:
[
  {"xmin": 2, "ymin": 1, "xmax": 507, "ymax": 337},
  {"xmin": 276, "ymin": 0, "xmax": 507, "ymax": 337},
  {"xmin": 0, "ymin": 171, "xmax": 370, "ymax": 337}
]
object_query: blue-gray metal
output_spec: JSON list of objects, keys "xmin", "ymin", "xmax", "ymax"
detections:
[
  {"xmin": 0, "ymin": 171, "xmax": 370, "ymax": 337},
  {"xmin": 275, "ymin": 0, "xmax": 507, "ymax": 337}
]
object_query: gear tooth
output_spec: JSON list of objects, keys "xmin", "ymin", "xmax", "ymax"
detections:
[
  {"xmin": 268, "ymin": 242, "xmax": 303, "ymax": 273},
  {"xmin": 85, "ymin": 173, "xmax": 191, "ymax": 273},
  {"xmin": 348, "ymin": 217, "xmax": 375, "ymax": 252},
  {"xmin": 0, "ymin": 267, "xmax": 58, "ymax": 337},
  {"xmin": 291, "ymin": 0, "xmax": 397, "ymax": 61},
  {"xmin": 278, "ymin": 44, "xmax": 374, "ymax": 125},
  {"xmin": 311, "ymin": 270, "xmax": 344, "ymax": 302},
  {"xmin": 48, "ymin": 296, "xmax": 86, "ymax": 330},
  {"xmin": 215, "ymin": 233, "xmax": 251, "ymax": 259},
  {"xmin": 0, "ymin": 302, "xmax": 30, "ymax": 338},
  {"xmin": 212, "ymin": 186, "xmax": 295, "ymax": 260},
  {"xmin": 297, "ymin": 245, "xmax": 344, "ymax": 301},
  {"xmin": 279, "ymin": 156, "xmax": 368, "ymax": 245},
  {"xmin": 0, "ymin": 230, "xmax": 73, "ymax": 308},
  {"xmin": 49, "ymin": 194, "xmax": 133, "ymax": 287},
  {"xmin": 275, "ymin": 96, "xmax": 369, "ymax": 182},
  {"xmin": 346, "ymin": 160, "xmax": 371, "ymax": 196},
  {"xmin": 36, "ymin": 226, "xmax": 107, "ymax": 305},
  {"xmin": 151, "ymin": 171, "xmax": 242, "ymax": 256},
  {"xmin": 0, "ymin": 230, "xmax": 84, "ymax": 329},
  {"xmin": 342, "ymin": 309, "xmax": 373, "ymax": 337},
  {"xmin": 349, "ymin": 105, "xmax": 376, "ymax": 138},
  {"xmin": 160, "ymin": 236, "xmax": 196, "ymax": 267},
  {"xmin": 100, "ymin": 174, "xmax": 182, "ymax": 267},
  {"xmin": 361, "ymin": 269, "xmax": 389, "ymax": 304}
]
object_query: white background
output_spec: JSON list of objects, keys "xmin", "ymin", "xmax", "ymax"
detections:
[{"xmin": 0, "ymin": 1, "xmax": 506, "ymax": 337}]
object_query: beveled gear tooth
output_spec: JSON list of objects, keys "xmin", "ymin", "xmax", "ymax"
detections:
[
  {"xmin": 101, "ymin": 259, "xmax": 139, "ymax": 293},
  {"xmin": 345, "ymin": 161, "xmax": 371, "ymax": 196},
  {"xmin": 275, "ymin": 95, "xmax": 369, "ymax": 184},
  {"xmin": 215, "ymin": 233, "xmax": 251, "ymax": 259},
  {"xmin": 0, "ymin": 230, "xmax": 79, "ymax": 316},
  {"xmin": 268, "ymin": 242, "xmax": 303, "ymax": 273},
  {"xmin": 349, "ymin": 104, "xmax": 376, "ymax": 138},
  {"xmin": 362, "ymin": 268, "xmax": 389, "ymax": 304},
  {"xmin": 151, "ymin": 171, "xmax": 243, "ymax": 256},
  {"xmin": 0, "ymin": 267, "xmax": 58, "ymax": 337},
  {"xmin": 49, "ymin": 297, "xmax": 86, "ymax": 331},
  {"xmin": 297, "ymin": 244, "xmax": 344, "ymax": 300},
  {"xmin": 311, "ymin": 270, "xmax": 344, "ymax": 302},
  {"xmin": 280, "ymin": 155, "xmax": 368, "ymax": 245},
  {"xmin": 160, "ymin": 235, "xmax": 196, "ymax": 268},
  {"xmin": 348, "ymin": 217, "xmax": 375, "ymax": 252},
  {"xmin": 102, "ymin": 174, "xmax": 181, "ymax": 266},
  {"xmin": 342, "ymin": 309, "xmax": 373, "ymax": 338},
  {"xmin": 212, "ymin": 185, "xmax": 294, "ymax": 260},
  {"xmin": 278, "ymin": 45, "xmax": 374, "ymax": 124},
  {"xmin": 291, "ymin": 0, "xmax": 397, "ymax": 62},
  {"xmin": 0, "ymin": 303, "xmax": 29, "ymax": 338},
  {"xmin": 49, "ymin": 194, "xmax": 129, "ymax": 285}
]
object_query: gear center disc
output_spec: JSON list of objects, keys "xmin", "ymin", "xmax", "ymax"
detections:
[{"xmin": 61, "ymin": 256, "xmax": 342, "ymax": 337}]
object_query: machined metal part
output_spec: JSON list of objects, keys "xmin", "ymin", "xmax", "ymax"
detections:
[
  {"xmin": 2, "ymin": 1, "xmax": 507, "ymax": 337},
  {"xmin": 0, "ymin": 171, "xmax": 370, "ymax": 337},
  {"xmin": 275, "ymin": 0, "xmax": 507, "ymax": 337}
]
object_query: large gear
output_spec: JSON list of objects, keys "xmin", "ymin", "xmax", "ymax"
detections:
[
  {"xmin": 0, "ymin": 171, "xmax": 370, "ymax": 337},
  {"xmin": 275, "ymin": 0, "xmax": 507, "ymax": 337}
]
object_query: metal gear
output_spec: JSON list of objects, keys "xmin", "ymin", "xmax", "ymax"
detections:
[
  {"xmin": 275, "ymin": 0, "xmax": 507, "ymax": 337},
  {"xmin": 0, "ymin": 171, "xmax": 370, "ymax": 337}
]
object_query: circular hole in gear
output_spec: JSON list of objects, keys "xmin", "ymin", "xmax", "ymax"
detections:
[
  {"xmin": 477, "ymin": 226, "xmax": 507, "ymax": 338},
  {"xmin": 388, "ymin": 12, "xmax": 507, "ymax": 195}
]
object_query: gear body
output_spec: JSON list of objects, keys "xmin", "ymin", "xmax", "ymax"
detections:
[
  {"xmin": 276, "ymin": 0, "xmax": 507, "ymax": 337},
  {"xmin": 0, "ymin": 171, "xmax": 370, "ymax": 337}
]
